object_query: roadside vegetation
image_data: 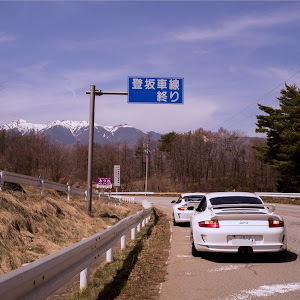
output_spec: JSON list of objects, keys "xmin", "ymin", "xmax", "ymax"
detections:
[
  {"xmin": 263, "ymin": 197, "xmax": 300, "ymax": 205},
  {"xmin": 255, "ymin": 84, "xmax": 300, "ymax": 192},
  {"xmin": 0, "ymin": 186, "xmax": 141, "ymax": 275},
  {"xmin": 0, "ymin": 128, "xmax": 279, "ymax": 193},
  {"xmin": 70, "ymin": 208, "xmax": 170, "ymax": 300}
]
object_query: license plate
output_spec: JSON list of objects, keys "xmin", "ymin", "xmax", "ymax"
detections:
[{"xmin": 232, "ymin": 235, "xmax": 256, "ymax": 245}]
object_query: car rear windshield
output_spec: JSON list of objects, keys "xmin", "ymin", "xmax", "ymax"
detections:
[
  {"xmin": 184, "ymin": 196, "xmax": 203, "ymax": 202},
  {"xmin": 210, "ymin": 196, "xmax": 263, "ymax": 205}
]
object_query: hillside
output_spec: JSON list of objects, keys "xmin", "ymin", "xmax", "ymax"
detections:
[{"xmin": 0, "ymin": 186, "xmax": 141, "ymax": 276}]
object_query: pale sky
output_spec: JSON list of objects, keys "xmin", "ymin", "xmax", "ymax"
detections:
[{"xmin": 1, "ymin": 1, "xmax": 300, "ymax": 136}]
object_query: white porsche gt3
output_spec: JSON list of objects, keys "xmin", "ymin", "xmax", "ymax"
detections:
[
  {"xmin": 172, "ymin": 193, "xmax": 205, "ymax": 225},
  {"xmin": 190, "ymin": 192, "xmax": 287, "ymax": 256}
]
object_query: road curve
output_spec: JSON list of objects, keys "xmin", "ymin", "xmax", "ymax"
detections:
[{"xmin": 135, "ymin": 196, "xmax": 300, "ymax": 300}]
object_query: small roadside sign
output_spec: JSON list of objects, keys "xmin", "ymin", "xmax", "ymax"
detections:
[
  {"xmin": 97, "ymin": 177, "xmax": 112, "ymax": 189},
  {"xmin": 114, "ymin": 165, "xmax": 120, "ymax": 187},
  {"xmin": 128, "ymin": 76, "xmax": 184, "ymax": 104}
]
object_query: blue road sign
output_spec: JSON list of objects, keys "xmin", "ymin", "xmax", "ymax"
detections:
[{"xmin": 128, "ymin": 77, "xmax": 184, "ymax": 104}]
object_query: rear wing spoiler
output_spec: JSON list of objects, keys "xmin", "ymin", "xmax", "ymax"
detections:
[{"xmin": 208, "ymin": 204, "xmax": 276, "ymax": 220}]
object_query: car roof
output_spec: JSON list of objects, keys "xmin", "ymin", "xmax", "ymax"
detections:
[{"xmin": 205, "ymin": 192, "xmax": 258, "ymax": 199}]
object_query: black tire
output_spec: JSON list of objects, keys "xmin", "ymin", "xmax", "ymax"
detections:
[
  {"xmin": 277, "ymin": 249, "xmax": 287, "ymax": 259},
  {"xmin": 173, "ymin": 215, "xmax": 178, "ymax": 226},
  {"xmin": 192, "ymin": 240, "xmax": 200, "ymax": 257}
]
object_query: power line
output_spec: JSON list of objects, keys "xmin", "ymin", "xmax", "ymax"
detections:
[{"xmin": 213, "ymin": 70, "xmax": 300, "ymax": 131}]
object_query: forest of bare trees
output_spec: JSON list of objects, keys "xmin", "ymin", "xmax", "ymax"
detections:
[{"xmin": 0, "ymin": 128, "xmax": 278, "ymax": 192}]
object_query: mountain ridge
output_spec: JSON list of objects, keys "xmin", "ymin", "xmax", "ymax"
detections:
[{"xmin": 1, "ymin": 119, "xmax": 162, "ymax": 146}]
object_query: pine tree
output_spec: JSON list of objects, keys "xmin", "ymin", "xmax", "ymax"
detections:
[{"xmin": 255, "ymin": 84, "xmax": 300, "ymax": 192}]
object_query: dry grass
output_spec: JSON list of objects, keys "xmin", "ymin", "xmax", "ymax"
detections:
[
  {"xmin": 263, "ymin": 197, "xmax": 300, "ymax": 205},
  {"xmin": 0, "ymin": 186, "xmax": 141, "ymax": 275},
  {"xmin": 69, "ymin": 209, "xmax": 170, "ymax": 300}
]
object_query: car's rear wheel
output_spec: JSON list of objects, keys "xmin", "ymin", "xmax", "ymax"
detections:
[
  {"xmin": 191, "ymin": 239, "xmax": 200, "ymax": 257},
  {"xmin": 173, "ymin": 215, "xmax": 177, "ymax": 226},
  {"xmin": 277, "ymin": 249, "xmax": 287, "ymax": 259}
]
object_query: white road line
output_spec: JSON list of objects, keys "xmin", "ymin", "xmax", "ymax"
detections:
[
  {"xmin": 175, "ymin": 254, "xmax": 193, "ymax": 258},
  {"xmin": 208, "ymin": 264, "xmax": 247, "ymax": 273},
  {"xmin": 221, "ymin": 282, "xmax": 300, "ymax": 299}
]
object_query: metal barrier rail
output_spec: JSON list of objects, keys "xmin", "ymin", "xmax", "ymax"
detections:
[
  {"xmin": 0, "ymin": 204, "xmax": 152, "ymax": 300},
  {"xmin": 112, "ymin": 195, "xmax": 135, "ymax": 204},
  {"xmin": 256, "ymin": 192, "xmax": 300, "ymax": 198},
  {"xmin": 0, "ymin": 171, "xmax": 41, "ymax": 187},
  {"xmin": 0, "ymin": 170, "xmax": 117, "ymax": 202}
]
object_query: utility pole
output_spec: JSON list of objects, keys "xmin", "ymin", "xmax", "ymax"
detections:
[
  {"xmin": 85, "ymin": 86, "xmax": 127, "ymax": 214},
  {"xmin": 145, "ymin": 143, "xmax": 149, "ymax": 194}
]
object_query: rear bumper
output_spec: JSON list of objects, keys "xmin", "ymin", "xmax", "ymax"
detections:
[
  {"xmin": 174, "ymin": 212, "xmax": 192, "ymax": 223},
  {"xmin": 194, "ymin": 243, "xmax": 286, "ymax": 253},
  {"xmin": 192, "ymin": 226, "xmax": 287, "ymax": 253}
]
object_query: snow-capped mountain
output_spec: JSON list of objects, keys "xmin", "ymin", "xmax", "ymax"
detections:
[
  {"xmin": 1, "ymin": 120, "xmax": 161, "ymax": 146},
  {"xmin": 2, "ymin": 119, "xmax": 47, "ymax": 134}
]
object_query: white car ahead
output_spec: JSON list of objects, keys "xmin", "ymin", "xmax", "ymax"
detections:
[
  {"xmin": 172, "ymin": 193, "xmax": 205, "ymax": 225},
  {"xmin": 190, "ymin": 192, "xmax": 287, "ymax": 256}
]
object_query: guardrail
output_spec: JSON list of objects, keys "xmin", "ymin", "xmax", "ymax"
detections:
[
  {"xmin": 107, "ymin": 191, "xmax": 154, "ymax": 195},
  {"xmin": 0, "ymin": 201, "xmax": 152, "ymax": 300},
  {"xmin": 113, "ymin": 195, "xmax": 135, "ymax": 203},
  {"xmin": 0, "ymin": 170, "xmax": 120, "ymax": 203},
  {"xmin": 256, "ymin": 192, "xmax": 300, "ymax": 198}
]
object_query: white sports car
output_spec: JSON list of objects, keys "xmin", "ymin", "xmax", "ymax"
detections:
[
  {"xmin": 172, "ymin": 193, "xmax": 205, "ymax": 225},
  {"xmin": 190, "ymin": 192, "xmax": 287, "ymax": 256}
]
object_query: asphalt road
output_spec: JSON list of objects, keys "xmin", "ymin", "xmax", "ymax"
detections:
[{"xmin": 135, "ymin": 196, "xmax": 300, "ymax": 300}]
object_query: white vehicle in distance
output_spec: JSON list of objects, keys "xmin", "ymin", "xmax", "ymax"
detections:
[
  {"xmin": 190, "ymin": 192, "xmax": 287, "ymax": 256},
  {"xmin": 172, "ymin": 193, "xmax": 205, "ymax": 225}
]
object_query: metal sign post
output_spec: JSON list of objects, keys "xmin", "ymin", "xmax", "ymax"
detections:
[
  {"xmin": 85, "ymin": 86, "xmax": 127, "ymax": 214},
  {"xmin": 85, "ymin": 77, "xmax": 183, "ymax": 214}
]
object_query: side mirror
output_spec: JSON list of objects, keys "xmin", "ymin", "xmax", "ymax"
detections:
[
  {"xmin": 171, "ymin": 200, "xmax": 176, "ymax": 203},
  {"xmin": 187, "ymin": 206, "xmax": 195, "ymax": 211}
]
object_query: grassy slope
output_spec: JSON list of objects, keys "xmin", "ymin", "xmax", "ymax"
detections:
[{"xmin": 0, "ymin": 186, "xmax": 141, "ymax": 275}]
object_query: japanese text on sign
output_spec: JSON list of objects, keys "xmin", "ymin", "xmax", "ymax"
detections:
[
  {"xmin": 128, "ymin": 77, "xmax": 184, "ymax": 104},
  {"xmin": 97, "ymin": 177, "xmax": 112, "ymax": 189},
  {"xmin": 114, "ymin": 165, "xmax": 120, "ymax": 187}
]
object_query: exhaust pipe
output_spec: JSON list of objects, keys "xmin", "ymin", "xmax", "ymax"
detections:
[{"xmin": 238, "ymin": 246, "xmax": 253, "ymax": 255}]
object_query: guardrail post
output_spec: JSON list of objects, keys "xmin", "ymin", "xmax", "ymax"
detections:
[
  {"xmin": 84, "ymin": 190, "xmax": 87, "ymax": 201},
  {"xmin": 142, "ymin": 219, "xmax": 145, "ymax": 227},
  {"xmin": 0, "ymin": 171, "xmax": 3, "ymax": 191},
  {"xmin": 80, "ymin": 267, "xmax": 90, "ymax": 290},
  {"xmin": 41, "ymin": 180, "xmax": 44, "ymax": 195},
  {"xmin": 121, "ymin": 235, "xmax": 126, "ymax": 249},
  {"xmin": 80, "ymin": 237, "xmax": 90, "ymax": 289},
  {"xmin": 106, "ymin": 247, "xmax": 113, "ymax": 262},
  {"xmin": 131, "ymin": 227, "xmax": 135, "ymax": 240},
  {"xmin": 137, "ymin": 223, "xmax": 141, "ymax": 233},
  {"xmin": 67, "ymin": 185, "xmax": 71, "ymax": 201}
]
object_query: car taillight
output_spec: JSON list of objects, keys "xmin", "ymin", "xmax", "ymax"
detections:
[
  {"xmin": 269, "ymin": 219, "xmax": 284, "ymax": 227},
  {"xmin": 198, "ymin": 220, "xmax": 220, "ymax": 228},
  {"xmin": 178, "ymin": 207, "xmax": 187, "ymax": 211}
]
